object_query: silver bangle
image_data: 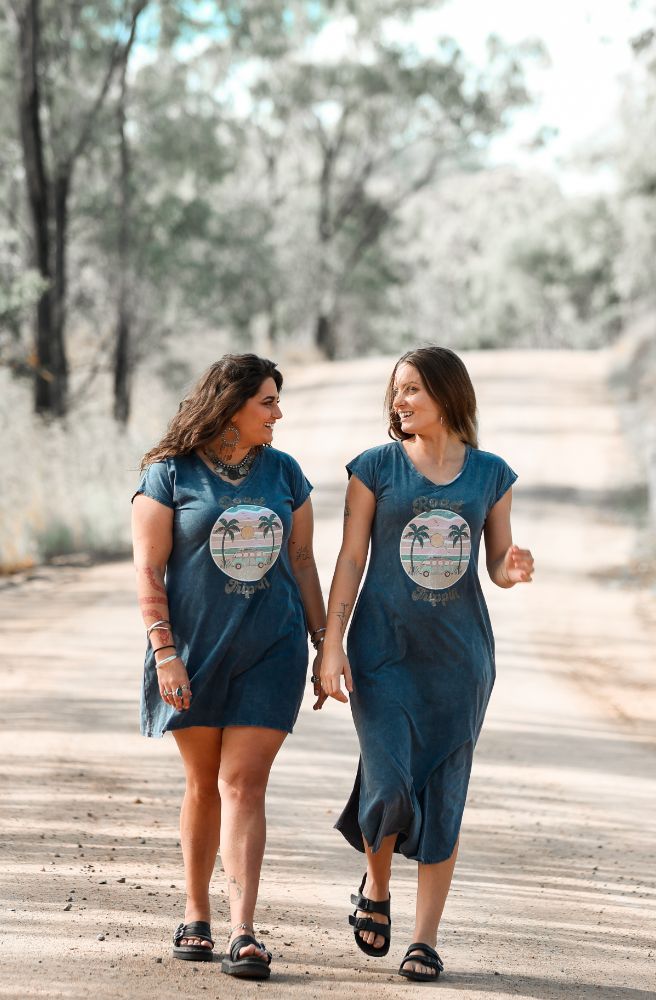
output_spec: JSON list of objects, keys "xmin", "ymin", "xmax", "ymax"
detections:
[
  {"xmin": 147, "ymin": 619, "xmax": 171, "ymax": 638},
  {"xmin": 155, "ymin": 653, "xmax": 179, "ymax": 668}
]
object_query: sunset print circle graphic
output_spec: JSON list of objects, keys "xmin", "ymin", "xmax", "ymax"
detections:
[
  {"xmin": 210, "ymin": 505, "xmax": 283, "ymax": 582},
  {"xmin": 400, "ymin": 509, "xmax": 471, "ymax": 590}
]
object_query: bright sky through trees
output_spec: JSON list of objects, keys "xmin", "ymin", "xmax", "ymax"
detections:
[{"xmin": 392, "ymin": 0, "xmax": 651, "ymax": 190}]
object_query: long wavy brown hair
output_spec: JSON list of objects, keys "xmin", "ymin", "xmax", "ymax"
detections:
[
  {"xmin": 385, "ymin": 346, "xmax": 479, "ymax": 447},
  {"xmin": 140, "ymin": 354, "xmax": 283, "ymax": 470}
]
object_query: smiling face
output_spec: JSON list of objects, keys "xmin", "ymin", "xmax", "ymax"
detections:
[
  {"xmin": 230, "ymin": 376, "xmax": 282, "ymax": 448},
  {"xmin": 392, "ymin": 362, "xmax": 443, "ymax": 436}
]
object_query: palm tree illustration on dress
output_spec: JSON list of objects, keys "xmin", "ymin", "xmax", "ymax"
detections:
[
  {"xmin": 259, "ymin": 513, "xmax": 282, "ymax": 562},
  {"xmin": 404, "ymin": 523, "xmax": 430, "ymax": 575},
  {"xmin": 216, "ymin": 517, "xmax": 239, "ymax": 567},
  {"xmin": 448, "ymin": 523, "xmax": 470, "ymax": 573}
]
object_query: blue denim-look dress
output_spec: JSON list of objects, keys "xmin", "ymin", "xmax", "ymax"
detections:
[
  {"xmin": 335, "ymin": 442, "xmax": 517, "ymax": 864},
  {"xmin": 133, "ymin": 448, "xmax": 312, "ymax": 738}
]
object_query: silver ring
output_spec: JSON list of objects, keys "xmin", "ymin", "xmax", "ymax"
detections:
[
  {"xmin": 181, "ymin": 684, "xmax": 190, "ymax": 692},
  {"xmin": 175, "ymin": 686, "xmax": 183, "ymax": 698},
  {"xmin": 163, "ymin": 689, "xmax": 172, "ymax": 697}
]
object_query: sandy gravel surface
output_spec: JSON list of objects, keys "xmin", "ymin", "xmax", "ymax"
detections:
[{"xmin": 1, "ymin": 351, "xmax": 654, "ymax": 1000}]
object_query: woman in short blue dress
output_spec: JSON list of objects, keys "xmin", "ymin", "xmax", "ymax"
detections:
[
  {"xmin": 132, "ymin": 354, "xmax": 326, "ymax": 978},
  {"xmin": 319, "ymin": 347, "xmax": 534, "ymax": 982}
]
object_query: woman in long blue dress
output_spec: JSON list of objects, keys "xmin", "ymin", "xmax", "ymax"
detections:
[
  {"xmin": 132, "ymin": 354, "xmax": 326, "ymax": 978},
  {"xmin": 320, "ymin": 347, "xmax": 534, "ymax": 982}
]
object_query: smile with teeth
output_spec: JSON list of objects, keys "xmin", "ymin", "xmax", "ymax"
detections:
[
  {"xmin": 398, "ymin": 411, "xmax": 413, "ymax": 419},
  {"xmin": 264, "ymin": 422, "xmax": 275, "ymax": 428}
]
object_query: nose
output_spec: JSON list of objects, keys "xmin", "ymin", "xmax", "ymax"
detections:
[{"xmin": 274, "ymin": 403, "xmax": 282, "ymax": 420}]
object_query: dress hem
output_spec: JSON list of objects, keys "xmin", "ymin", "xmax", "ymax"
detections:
[
  {"xmin": 142, "ymin": 718, "xmax": 295, "ymax": 739},
  {"xmin": 333, "ymin": 820, "xmax": 460, "ymax": 866}
]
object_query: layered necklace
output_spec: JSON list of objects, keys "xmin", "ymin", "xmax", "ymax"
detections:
[{"xmin": 204, "ymin": 446, "xmax": 257, "ymax": 481}]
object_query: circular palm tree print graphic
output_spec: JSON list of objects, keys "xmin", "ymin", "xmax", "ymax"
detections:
[
  {"xmin": 210, "ymin": 505, "xmax": 283, "ymax": 581},
  {"xmin": 400, "ymin": 509, "xmax": 470, "ymax": 590}
]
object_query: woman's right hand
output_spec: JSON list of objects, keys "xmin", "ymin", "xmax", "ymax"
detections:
[
  {"xmin": 157, "ymin": 658, "xmax": 192, "ymax": 712},
  {"xmin": 320, "ymin": 643, "xmax": 353, "ymax": 704}
]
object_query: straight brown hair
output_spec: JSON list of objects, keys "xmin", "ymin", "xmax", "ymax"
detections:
[
  {"xmin": 385, "ymin": 347, "xmax": 478, "ymax": 447},
  {"xmin": 140, "ymin": 354, "xmax": 282, "ymax": 470}
]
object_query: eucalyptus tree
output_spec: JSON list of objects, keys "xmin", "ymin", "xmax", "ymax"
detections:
[
  {"xmin": 245, "ymin": 1, "xmax": 538, "ymax": 357},
  {"xmin": 8, "ymin": 0, "xmax": 148, "ymax": 417}
]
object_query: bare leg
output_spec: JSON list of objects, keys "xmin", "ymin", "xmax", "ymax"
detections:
[
  {"xmin": 173, "ymin": 726, "xmax": 223, "ymax": 949},
  {"xmin": 355, "ymin": 833, "xmax": 396, "ymax": 949},
  {"xmin": 404, "ymin": 838, "xmax": 459, "ymax": 976},
  {"xmin": 218, "ymin": 725, "xmax": 287, "ymax": 961}
]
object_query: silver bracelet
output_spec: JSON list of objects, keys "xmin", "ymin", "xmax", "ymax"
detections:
[
  {"xmin": 155, "ymin": 653, "xmax": 179, "ymax": 668},
  {"xmin": 147, "ymin": 619, "xmax": 171, "ymax": 638}
]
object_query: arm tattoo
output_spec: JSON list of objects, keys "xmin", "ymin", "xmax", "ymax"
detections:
[
  {"xmin": 139, "ymin": 597, "xmax": 168, "ymax": 607},
  {"xmin": 329, "ymin": 602, "xmax": 350, "ymax": 635},
  {"xmin": 295, "ymin": 544, "xmax": 311, "ymax": 562},
  {"xmin": 343, "ymin": 501, "xmax": 351, "ymax": 522},
  {"xmin": 144, "ymin": 566, "xmax": 167, "ymax": 595}
]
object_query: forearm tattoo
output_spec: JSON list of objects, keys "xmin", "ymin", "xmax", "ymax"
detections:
[
  {"xmin": 329, "ymin": 601, "xmax": 350, "ymax": 635},
  {"xmin": 343, "ymin": 501, "xmax": 351, "ymax": 522},
  {"xmin": 139, "ymin": 597, "xmax": 168, "ymax": 608},
  {"xmin": 295, "ymin": 544, "xmax": 311, "ymax": 562},
  {"xmin": 144, "ymin": 566, "xmax": 167, "ymax": 595},
  {"xmin": 151, "ymin": 627, "xmax": 172, "ymax": 644}
]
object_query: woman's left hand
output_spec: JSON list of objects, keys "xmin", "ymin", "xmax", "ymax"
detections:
[
  {"xmin": 503, "ymin": 544, "xmax": 534, "ymax": 584},
  {"xmin": 311, "ymin": 645, "xmax": 327, "ymax": 711}
]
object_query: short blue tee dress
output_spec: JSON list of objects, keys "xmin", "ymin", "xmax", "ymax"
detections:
[
  {"xmin": 335, "ymin": 441, "xmax": 517, "ymax": 864},
  {"xmin": 132, "ymin": 447, "xmax": 312, "ymax": 738}
]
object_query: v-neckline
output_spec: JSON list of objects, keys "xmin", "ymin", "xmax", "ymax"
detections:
[{"xmin": 396, "ymin": 440, "xmax": 471, "ymax": 488}]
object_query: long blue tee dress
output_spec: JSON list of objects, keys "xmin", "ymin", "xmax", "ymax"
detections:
[
  {"xmin": 133, "ymin": 447, "xmax": 312, "ymax": 738},
  {"xmin": 335, "ymin": 441, "xmax": 517, "ymax": 864}
]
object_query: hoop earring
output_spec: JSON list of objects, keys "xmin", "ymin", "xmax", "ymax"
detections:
[{"xmin": 221, "ymin": 423, "xmax": 240, "ymax": 451}]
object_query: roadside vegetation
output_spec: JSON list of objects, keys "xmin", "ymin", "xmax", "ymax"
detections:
[{"xmin": 1, "ymin": 2, "xmax": 655, "ymax": 571}]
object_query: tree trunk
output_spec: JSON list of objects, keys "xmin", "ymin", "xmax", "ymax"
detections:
[
  {"xmin": 315, "ymin": 311, "xmax": 337, "ymax": 359},
  {"xmin": 16, "ymin": 0, "xmax": 63, "ymax": 415},
  {"xmin": 313, "ymin": 141, "xmax": 339, "ymax": 359},
  {"xmin": 51, "ymin": 170, "xmax": 70, "ymax": 413},
  {"xmin": 113, "ymin": 64, "xmax": 132, "ymax": 424},
  {"xmin": 113, "ymin": 306, "xmax": 131, "ymax": 423}
]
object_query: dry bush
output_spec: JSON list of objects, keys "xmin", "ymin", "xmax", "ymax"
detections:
[{"xmin": 0, "ymin": 370, "xmax": 178, "ymax": 573}]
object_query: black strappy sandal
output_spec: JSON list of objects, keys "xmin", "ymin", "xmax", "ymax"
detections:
[
  {"xmin": 171, "ymin": 920, "xmax": 214, "ymax": 962},
  {"xmin": 398, "ymin": 942, "xmax": 444, "ymax": 982},
  {"xmin": 348, "ymin": 874, "xmax": 391, "ymax": 957},
  {"xmin": 221, "ymin": 931, "xmax": 272, "ymax": 980}
]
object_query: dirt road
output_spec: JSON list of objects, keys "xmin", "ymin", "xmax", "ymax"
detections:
[{"xmin": 1, "ymin": 351, "xmax": 654, "ymax": 1000}]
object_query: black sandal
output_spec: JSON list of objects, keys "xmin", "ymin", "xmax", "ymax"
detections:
[
  {"xmin": 349, "ymin": 873, "xmax": 391, "ymax": 957},
  {"xmin": 171, "ymin": 920, "xmax": 214, "ymax": 962},
  {"xmin": 221, "ymin": 932, "xmax": 272, "ymax": 980},
  {"xmin": 398, "ymin": 942, "xmax": 444, "ymax": 982}
]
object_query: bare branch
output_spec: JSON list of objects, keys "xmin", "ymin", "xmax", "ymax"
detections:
[{"xmin": 66, "ymin": 1, "xmax": 148, "ymax": 169}]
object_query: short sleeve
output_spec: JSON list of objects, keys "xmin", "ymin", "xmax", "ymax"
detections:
[
  {"xmin": 491, "ymin": 458, "xmax": 518, "ymax": 507},
  {"xmin": 131, "ymin": 461, "xmax": 175, "ymax": 509},
  {"xmin": 288, "ymin": 456, "xmax": 313, "ymax": 511},
  {"xmin": 346, "ymin": 449, "xmax": 377, "ymax": 494}
]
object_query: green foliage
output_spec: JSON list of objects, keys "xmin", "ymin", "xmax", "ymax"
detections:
[{"xmin": 400, "ymin": 169, "xmax": 622, "ymax": 349}]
